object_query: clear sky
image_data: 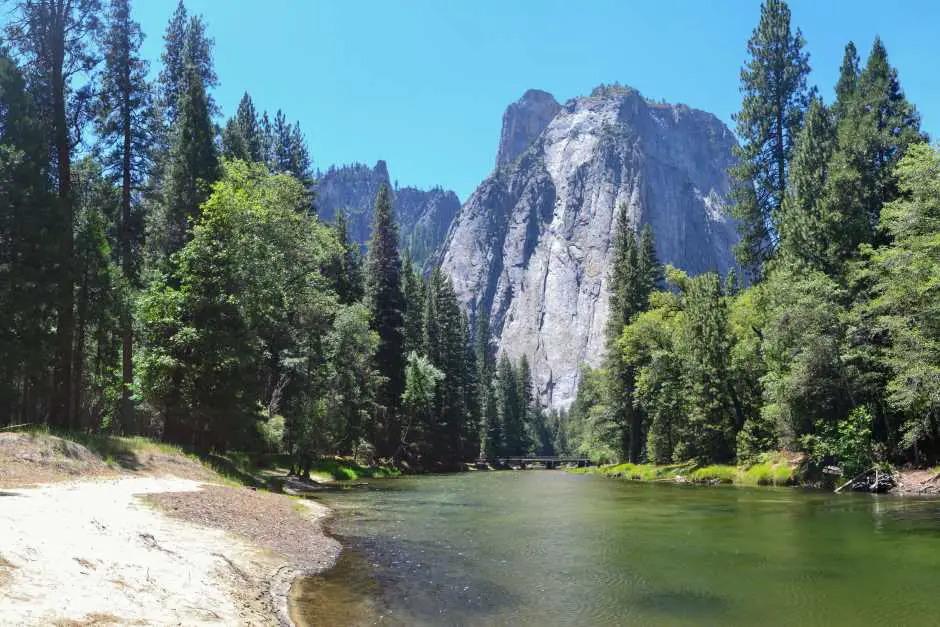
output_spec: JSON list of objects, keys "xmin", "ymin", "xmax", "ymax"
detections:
[{"xmin": 133, "ymin": 0, "xmax": 940, "ymax": 201}]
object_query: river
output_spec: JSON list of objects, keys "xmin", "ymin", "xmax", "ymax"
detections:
[{"xmin": 291, "ymin": 471, "xmax": 940, "ymax": 626}]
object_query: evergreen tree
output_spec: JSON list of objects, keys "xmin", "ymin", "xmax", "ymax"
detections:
[
  {"xmin": 0, "ymin": 50, "xmax": 57, "ymax": 425},
  {"xmin": 147, "ymin": 62, "xmax": 218, "ymax": 269},
  {"xmin": 5, "ymin": 0, "xmax": 102, "ymax": 428},
  {"xmin": 516, "ymin": 355, "xmax": 534, "ymax": 453},
  {"xmin": 401, "ymin": 249, "xmax": 425, "ymax": 355},
  {"xmin": 475, "ymin": 310, "xmax": 500, "ymax": 459},
  {"xmin": 856, "ymin": 37, "xmax": 923, "ymax": 236},
  {"xmin": 159, "ymin": 4, "xmax": 217, "ymax": 124},
  {"xmin": 832, "ymin": 42, "xmax": 860, "ymax": 121},
  {"xmin": 222, "ymin": 92, "xmax": 263, "ymax": 162},
  {"xmin": 605, "ymin": 207, "xmax": 663, "ymax": 460},
  {"xmin": 637, "ymin": 223, "xmax": 663, "ymax": 298},
  {"xmin": 269, "ymin": 109, "xmax": 312, "ymax": 186},
  {"xmin": 158, "ymin": 0, "xmax": 188, "ymax": 125},
  {"xmin": 826, "ymin": 38, "xmax": 922, "ymax": 258},
  {"xmin": 421, "ymin": 268, "xmax": 469, "ymax": 463},
  {"xmin": 730, "ymin": 0, "xmax": 811, "ymax": 277},
  {"xmin": 329, "ymin": 210, "xmax": 364, "ymax": 305},
  {"xmin": 676, "ymin": 273, "xmax": 737, "ymax": 462},
  {"xmin": 97, "ymin": 0, "xmax": 155, "ymax": 430},
  {"xmin": 495, "ymin": 355, "xmax": 523, "ymax": 456},
  {"xmin": 865, "ymin": 143, "xmax": 940, "ymax": 462},
  {"xmin": 72, "ymin": 159, "xmax": 123, "ymax": 430},
  {"xmin": 777, "ymin": 96, "xmax": 840, "ymax": 272},
  {"xmin": 365, "ymin": 184, "xmax": 406, "ymax": 458}
]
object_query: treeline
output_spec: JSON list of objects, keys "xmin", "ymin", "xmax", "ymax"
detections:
[
  {"xmin": 0, "ymin": 0, "xmax": 547, "ymax": 470},
  {"xmin": 568, "ymin": 0, "xmax": 939, "ymax": 473}
]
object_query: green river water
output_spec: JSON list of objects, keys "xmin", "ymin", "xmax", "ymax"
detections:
[{"xmin": 291, "ymin": 471, "xmax": 940, "ymax": 626}]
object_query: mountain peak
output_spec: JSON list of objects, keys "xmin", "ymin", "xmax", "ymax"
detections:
[{"xmin": 495, "ymin": 89, "xmax": 560, "ymax": 169}]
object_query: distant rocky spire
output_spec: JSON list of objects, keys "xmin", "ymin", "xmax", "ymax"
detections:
[{"xmin": 495, "ymin": 89, "xmax": 561, "ymax": 168}]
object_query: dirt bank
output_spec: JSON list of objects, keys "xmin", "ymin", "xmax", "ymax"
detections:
[{"xmin": 0, "ymin": 433, "xmax": 340, "ymax": 626}]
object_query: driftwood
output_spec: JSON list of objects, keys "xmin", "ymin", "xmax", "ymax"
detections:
[{"xmin": 835, "ymin": 466, "xmax": 895, "ymax": 493}]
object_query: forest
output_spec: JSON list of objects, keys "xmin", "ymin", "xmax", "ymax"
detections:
[
  {"xmin": 0, "ymin": 0, "xmax": 937, "ymax": 477},
  {"xmin": 566, "ymin": 0, "xmax": 938, "ymax": 475},
  {"xmin": 0, "ymin": 0, "xmax": 545, "ymax": 472}
]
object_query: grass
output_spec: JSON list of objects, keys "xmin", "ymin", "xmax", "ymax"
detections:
[
  {"xmin": 690, "ymin": 465, "xmax": 737, "ymax": 484},
  {"xmin": 571, "ymin": 452, "xmax": 799, "ymax": 487},
  {"xmin": 307, "ymin": 457, "xmax": 400, "ymax": 482}
]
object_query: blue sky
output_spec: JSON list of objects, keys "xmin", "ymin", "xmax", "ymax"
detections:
[{"xmin": 133, "ymin": 0, "xmax": 940, "ymax": 201}]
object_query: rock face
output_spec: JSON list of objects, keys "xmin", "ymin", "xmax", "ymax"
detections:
[
  {"xmin": 496, "ymin": 89, "xmax": 562, "ymax": 168},
  {"xmin": 438, "ymin": 84, "xmax": 739, "ymax": 409},
  {"xmin": 315, "ymin": 161, "xmax": 461, "ymax": 266}
]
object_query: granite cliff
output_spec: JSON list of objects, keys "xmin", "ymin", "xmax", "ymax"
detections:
[
  {"xmin": 438, "ymin": 85, "xmax": 739, "ymax": 408},
  {"xmin": 315, "ymin": 160, "xmax": 461, "ymax": 266}
]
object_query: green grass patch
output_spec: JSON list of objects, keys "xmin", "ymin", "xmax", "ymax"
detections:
[
  {"xmin": 739, "ymin": 453, "xmax": 797, "ymax": 486},
  {"xmin": 571, "ymin": 452, "xmax": 799, "ymax": 488},
  {"xmin": 689, "ymin": 465, "xmax": 737, "ymax": 484},
  {"xmin": 307, "ymin": 457, "xmax": 400, "ymax": 482}
]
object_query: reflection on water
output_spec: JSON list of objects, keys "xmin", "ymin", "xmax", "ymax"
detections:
[{"xmin": 292, "ymin": 472, "xmax": 940, "ymax": 626}]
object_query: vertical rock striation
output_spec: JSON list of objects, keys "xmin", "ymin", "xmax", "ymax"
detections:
[{"xmin": 439, "ymin": 84, "xmax": 739, "ymax": 409}]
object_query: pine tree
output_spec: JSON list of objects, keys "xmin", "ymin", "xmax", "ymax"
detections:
[
  {"xmin": 778, "ymin": 96, "xmax": 840, "ymax": 272},
  {"xmin": 730, "ymin": 0, "xmax": 811, "ymax": 278},
  {"xmin": 147, "ymin": 63, "xmax": 218, "ymax": 269},
  {"xmin": 822, "ymin": 38, "xmax": 923, "ymax": 269},
  {"xmin": 268, "ymin": 109, "xmax": 312, "ymax": 185},
  {"xmin": 401, "ymin": 249, "xmax": 425, "ymax": 355},
  {"xmin": 475, "ymin": 310, "xmax": 499, "ymax": 459},
  {"xmin": 637, "ymin": 223, "xmax": 663, "ymax": 298},
  {"xmin": 421, "ymin": 269, "xmax": 467, "ymax": 463},
  {"xmin": 365, "ymin": 184, "xmax": 406, "ymax": 458},
  {"xmin": 5, "ymin": 0, "xmax": 102, "ymax": 428},
  {"xmin": 516, "ymin": 355, "xmax": 534, "ymax": 453},
  {"xmin": 857, "ymin": 37, "xmax": 923, "ymax": 235},
  {"xmin": 495, "ymin": 354, "xmax": 522, "ymax": 456},
  {"xmin": 158, "ymin": 0, "xmax": 188, "ymax": 125},
  {"xmin": 222, "ymin": 92, "xmax": 263, "ymax": 162},
  {"xmin": 331, "ymin": 211, "xmax": 364, "ymax": 305},
  {"xmin": 677, "ymin": 273, "xmax": 737, "ymax": 462},
  {"xmin": 0, "ymin": 49, "xmax": 57, "ymax": 424},
  {"xmin": 832, "ymin": 42, "xmax": 860, "ymax": 121},
  {"xmin": 97, "ymin": 0, "xmax": 155, "ymax": 430},
  {"xmin": 605, "ymin": 204, "xmax": 640, "ymax": 343},
  {"xmin": 605, "ymin": 207, "xmax": 662, "ymax": 460}
]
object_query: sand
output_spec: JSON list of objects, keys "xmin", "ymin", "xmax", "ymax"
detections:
[{"xmin": 0, "ymin": 477, "xmax": 284, "ymax": 626}]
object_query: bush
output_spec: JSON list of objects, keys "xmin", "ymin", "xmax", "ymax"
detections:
[
  {"xmin": 802, "ymin": 406, "xmax": 873, "ymax": 478},
  {"xmin": 256, "ymin": 414, "xmax": 285, "ymax": 453}
]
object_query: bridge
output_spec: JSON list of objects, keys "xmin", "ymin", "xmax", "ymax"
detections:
[{"xmin": 492, "ymin": 456, "xmax": 593, "ymax": 469}]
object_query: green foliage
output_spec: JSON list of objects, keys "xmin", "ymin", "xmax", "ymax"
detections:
[
  {"xmin": 802, "ymin": 406, "xmax": 874, "ymax": 478},
  {"xmin": 400, "ymin": 351, "xmax": 445, "ymax": 459},
  {"xmin": 865, "ymin": 143, "xmax": 940, "ymax": 459},
  {"xmin": 139, "ymin": 160, "xmax": 339, "ymax": 451},
  {"xmin": 256, "ymin": 414, "xmax": 286, "ymax": 454},
  {"xmin": 759, "ymin": 266, "xmax": 853, "ymax": 447},
  {"xmin": 730, "ymin": 0, "xmax": 811, "ymax": 277},
  {"xmin": 365, "ymin": 184, "xmax": 406, "ymax": 458}
]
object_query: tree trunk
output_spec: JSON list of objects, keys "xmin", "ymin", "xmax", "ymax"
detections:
[
  {"xmin": 50, "ymin": 2, "xmax": 75, "ymax": 431},
  {"xmin": 119, "ymin": 44, "xmax": 134, "ymax": 434}
]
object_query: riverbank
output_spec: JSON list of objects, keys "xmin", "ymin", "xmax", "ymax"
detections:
[
  {"xmin": 568, "ymin": 452, "xmax": 940, "ymax": 495},
  {"xmin": 568, "ymin": 453, "xmax": 801, "ymax": 487},
  {"xmin": 0, "ymin": 431, "xmax": 341, "ymax": 626}
]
